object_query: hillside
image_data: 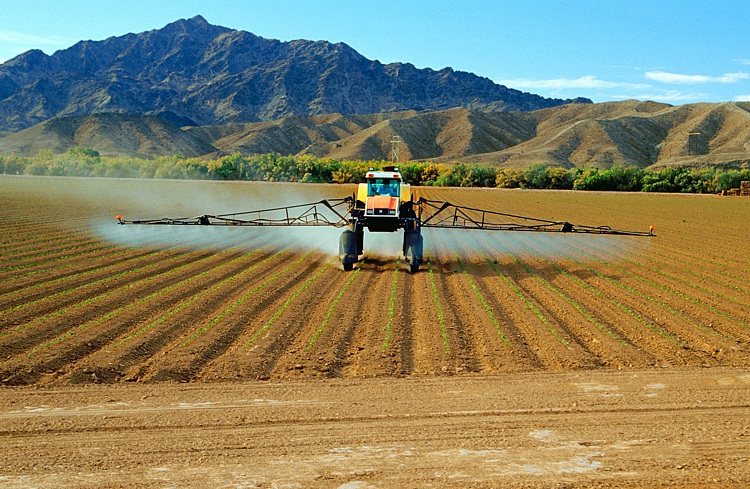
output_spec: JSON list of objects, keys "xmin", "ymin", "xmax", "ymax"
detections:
[
  {"xmin": 2, "ymin": 100, "xmax": 749, "ymax": 169},
  {"xmin": 0, "ymin": 113, "xmax": 217, "ymax": 158},
  {"xmin": 0, "ymin": 16, "xmax": 586, "ymax": 134},
  {"xmin": 441, "ymin": 100, "xmax": 750, "ymax": 168}
]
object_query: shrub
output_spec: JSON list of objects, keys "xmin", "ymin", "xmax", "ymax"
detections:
[{"xmin": 495, "ymin": 167, "xmax": 526, "ymax": 188}]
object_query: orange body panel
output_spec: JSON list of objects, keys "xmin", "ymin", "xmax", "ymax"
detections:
[{"xmin": 366, "ymin": 195, "xmax": 398, "ymax": 213}]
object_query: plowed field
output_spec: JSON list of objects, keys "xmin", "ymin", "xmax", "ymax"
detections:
[{"xmin": 2, "ymin": 176, "xmax": 750, "ymax": 487}]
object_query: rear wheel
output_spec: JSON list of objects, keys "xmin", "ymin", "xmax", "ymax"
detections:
[
  {"xmin": 410, "ymin": 264, "xmax": 419, "ymax": 274},
  {"xmin": 343, "ymin": 262, "xmax": 354, "ymax": 271}
]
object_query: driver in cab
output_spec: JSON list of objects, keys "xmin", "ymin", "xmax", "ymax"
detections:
[{"xmin": 378, "ymin": 181, "xmax": 395, "ymax": 196}]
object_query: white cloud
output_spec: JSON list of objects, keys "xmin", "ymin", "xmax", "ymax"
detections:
[
  {"xmin": 632, "ymin": 91, "xmax": 707, "ymax": 102},
  {"xmin": 733, "ymin": 94, "xmax": 750, "ymax": 101},
  {"xmin": 0, "ymin": 30, "xmax": 72, "ymax": 48},
  {"xmin": 495, "ymin": 75, "xmax": 647, "ymax": 91},
  {"xmin": 645, "ymin": 71, "xmax": 749, "ymax": 84}
]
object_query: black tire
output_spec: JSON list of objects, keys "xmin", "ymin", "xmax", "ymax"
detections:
[
  {"xmin": 355, "ymin": 222, "xmax": 364, "ymax": 256},
  {"xmin": 343, "ymin": 262, "xmax": 354, "ymax": 271},
  {"xmin": 410, "ymin": 264, "xmax": 419, "ymax": 274}
]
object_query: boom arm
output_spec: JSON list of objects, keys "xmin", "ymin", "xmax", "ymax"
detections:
[
  {"xmin": 117, "ymin": 195, "xmax": 653, "ymax": 236},
  {"xmin": 117, "ymin": 197, "xmax": 353, "ymax": 227},
  {"xmin": 415, "ymin": 198, "xmax": 653, "ymax": 236}
]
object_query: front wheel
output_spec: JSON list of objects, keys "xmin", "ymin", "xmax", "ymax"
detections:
[
  {"xmin": 410, "ymin": 264, "xmax": 419, "ymax": 274},
  {"xmin": 343, "ymin": 262, "xmax": 354, "ymax": 271}
]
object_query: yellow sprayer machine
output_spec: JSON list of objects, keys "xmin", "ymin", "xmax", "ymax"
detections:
[{"xmin": 117, "ymin": 165, "xmax": 654, "ymax": 273}]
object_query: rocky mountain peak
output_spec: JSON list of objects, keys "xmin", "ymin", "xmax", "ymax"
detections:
[{"xmin": 0, "ymin": 17, "xmax": 591, "ymax": 133}]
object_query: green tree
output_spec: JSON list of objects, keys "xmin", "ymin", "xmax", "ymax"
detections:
[
  {"xmin": 523, "ymin": 164, "xmax": 551, "ymax": 189},
  {"xmin": 399, "ymin": 162, "xmax": 425, "ymax": 185},
  {"xmin": 495, "ymin": 167, "xmax": 526, "ymax": 188},
  {"xmin": 1, "ymin": 155, "xmax": 27, "ymax": 175},
  {"xmin": 208, "ymin": 153, "xmax": 243, "ymax": 180},
  {"xmin": 420, "ymin": 164, "xmax": 442, "ymax": 186}
]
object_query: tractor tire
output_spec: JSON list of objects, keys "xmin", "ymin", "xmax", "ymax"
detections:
[
  {"xmin": 355, "ymin": 221, "xmax": 364, "ymax": 256},
  {"xmin": 403, "ymin": 228, "xmax": 424, "ymax": 272},
  {"xmin": 339, "ymin": 224, "xmax": 359, "ymax": 271},
  {"xmin": 343, "ymin": 262, "xmax": 354, "ymax": 271}
]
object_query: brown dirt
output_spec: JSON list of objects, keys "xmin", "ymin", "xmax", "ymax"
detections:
[{"xmin": 1, "ymin": 175, "xmax": 750, "ymax": 487}]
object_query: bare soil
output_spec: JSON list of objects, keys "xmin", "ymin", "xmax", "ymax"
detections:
[{"xmin": 1, "ymin": 176, "xmax": 750, "ymax": 487}]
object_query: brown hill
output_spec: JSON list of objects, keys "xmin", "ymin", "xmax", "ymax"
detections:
[
  {"xmin": 185, "ymin": 108, "xmax": 537, "ymax": 162},
  {"xmin": 0, "ymin": 113, "xmax": 217, "ymax": 158},
  {"xmin": 442, "ymin": 100, "xmax": 750, "ymax": 168},
  {"xmin": 2, "ymin": 101, "xmax": 749, "ymax": 168}
]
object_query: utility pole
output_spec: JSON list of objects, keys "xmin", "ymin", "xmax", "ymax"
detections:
[
  {"xmin": 688, "ymin": 131, "xmax": 701, "ymax": 156},
  {"xmin": 390, "ymin": 135, "xmax": 401, "ymax": 164}
]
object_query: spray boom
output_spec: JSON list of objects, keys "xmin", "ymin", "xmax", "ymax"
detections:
[{"xmin": 118, "ymin": 171, "xmax": 653, "ymax": 272}]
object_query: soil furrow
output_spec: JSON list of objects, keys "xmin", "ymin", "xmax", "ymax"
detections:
[
  {"xmin": 0, "ymin": 248, "xmax": 214, "ymax": 329},
  {"xmin": 202, "ymin": 258, "xmax": 337, "ymax": 381},
  {"xmin": 524, "ymin": 236, "xmax": 746, "ymax": 366},
  {"xmin": 252, "ymin": 260, "xmax": 362, "ymax": 380},
  {"xmin": 71, "ymin": 249, "xmax": 293, "ymax": 383},
  {"xmin": 479, "ymin": 247, "xmax": 648, "ymax": 370},
  {"xmin": 561, "ymin": 237, "xmax": 750, "ymax": 342},
  {"xmin": 147, "ymin": 253, "xmax": 323, "ymax": 382},
  {"xmin": 3, "ymin": 177, "xmax": 750, "ymax": 389},
  {"xmin": 0, "ymin": 248, "xmax": 261, "ymax": 370}
]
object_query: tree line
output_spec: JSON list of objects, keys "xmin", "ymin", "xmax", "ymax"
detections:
[{"xmin": 2, "ymin": 148, "xmax": 749, "ymax": 193}]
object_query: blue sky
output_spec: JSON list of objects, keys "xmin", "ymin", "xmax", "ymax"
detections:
[{"xmin": 1, "ymin": 0, "xmax": 749, "ymax": 104}]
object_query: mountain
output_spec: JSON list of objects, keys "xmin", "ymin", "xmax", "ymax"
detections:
[
  {"xmin": 0, "ymin": 15, "xmax": 589, "ymax": 134},
  {"xmin": 3, "ymin": 100, "xmax": 750, "ymax": 168}
]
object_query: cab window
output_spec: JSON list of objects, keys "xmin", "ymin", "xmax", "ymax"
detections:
[{"xmin": 367, "ymin": 178, "xmax": 399, "ymax": 197}]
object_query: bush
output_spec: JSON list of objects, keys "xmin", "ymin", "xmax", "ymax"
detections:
[
  {"xmin": 399, "ymin": 162, "xmax": 426, "ymax": 185},
  {"xmin": 1, "ymin": 155, "xmax": 27, "ymax": 175},
  {"xmin": 495, "ymin": 167, "xmax": 526, "ymax": 188},
  {"xmin": 523, "ymin": 164, "xmax": 551, "ymax": 189}
]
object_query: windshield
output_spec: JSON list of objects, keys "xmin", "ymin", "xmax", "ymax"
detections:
[{"xmin": 367, "ymin": 178, "xmax": 399, "ymax": 197}]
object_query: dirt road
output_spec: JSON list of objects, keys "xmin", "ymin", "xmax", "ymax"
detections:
[{"xmin": 1, "ymin": 368, "xmax": 749, "ymax": 488}]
